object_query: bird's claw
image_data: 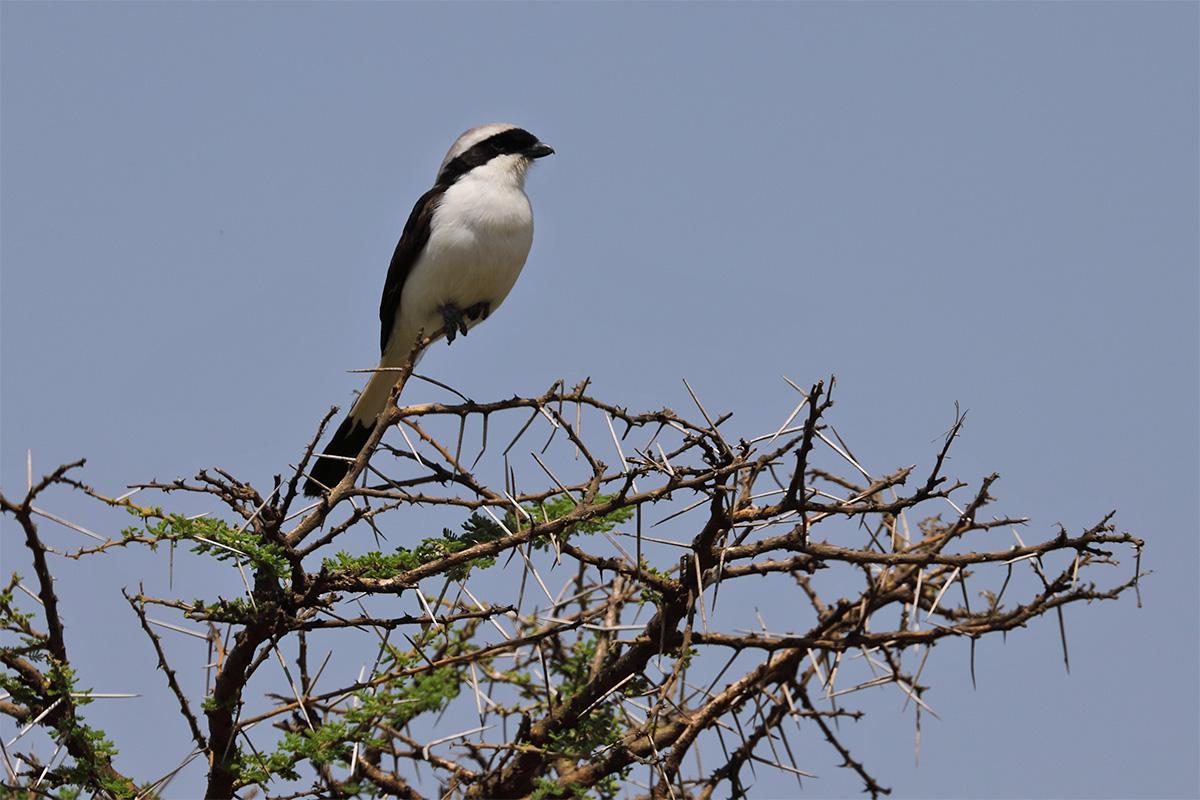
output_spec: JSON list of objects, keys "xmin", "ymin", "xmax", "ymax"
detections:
[
  {"xmin": 440, "ymin": 305, "xmax": 467, "ymax": 344},
  {"xmin": 440, "ymin": 302, "xmax": 491, "ymax": 345}
]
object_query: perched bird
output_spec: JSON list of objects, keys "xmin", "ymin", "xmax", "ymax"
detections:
[{"xmin": 304, "ymin": 124, "xmax": 553, "ymax": 496}]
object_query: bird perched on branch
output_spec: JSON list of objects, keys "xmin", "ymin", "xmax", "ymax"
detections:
[{"xmin": 304, "ymin": 124, "xmax": 554, "ymax": 496}]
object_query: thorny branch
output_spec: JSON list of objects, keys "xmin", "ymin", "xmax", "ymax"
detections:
[{"xmin": 1, "ymin": 375, "xmax": 1145, "ymax": 798}]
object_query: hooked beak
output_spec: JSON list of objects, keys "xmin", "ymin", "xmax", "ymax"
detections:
[{"xmin": 525, "ymin": 142, "xmax": 554, "ymax": 159}]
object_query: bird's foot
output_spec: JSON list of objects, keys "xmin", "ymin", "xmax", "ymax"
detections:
[
  {"xmin": 439, "ymin": 304, "xmax": 470, "ymax": 345},
  {"xmin": 465, "ymin": 301, "xmax": 491, "ymax": 322}
]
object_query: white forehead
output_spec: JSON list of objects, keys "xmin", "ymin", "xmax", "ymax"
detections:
[{"xmin": 439, "ymin": 123, "xmax": 519, "ymax": 172}]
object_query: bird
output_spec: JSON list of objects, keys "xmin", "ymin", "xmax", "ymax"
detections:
[{"xmin": 304, "ymin": 123, "xmax": 554, "ymax": 497}]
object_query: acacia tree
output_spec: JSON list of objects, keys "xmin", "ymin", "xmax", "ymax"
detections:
[{"xmin": 1, "ymin": 348, "xmax": 1144, "ymax": 798}]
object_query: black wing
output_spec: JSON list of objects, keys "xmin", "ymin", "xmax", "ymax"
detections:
[{"xmin": 378, "ymin": 186, "xmax": 446, "ymax": 355}]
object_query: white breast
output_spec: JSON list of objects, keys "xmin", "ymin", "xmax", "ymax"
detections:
[{"xmin": 387, "ymin": 160, "xmax": 534, "ymax": 363}]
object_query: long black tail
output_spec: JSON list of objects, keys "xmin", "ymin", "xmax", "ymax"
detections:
[
  {"xmin": 304, "ymin": 363, "xmax": 398, "ymax": 496},
  {"xmin": 303, "ymin": 415, "xmax": 375, "ymax": 496}
]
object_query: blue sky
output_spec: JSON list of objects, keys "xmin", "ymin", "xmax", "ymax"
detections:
[{"xmin": 2, "ymin": 2, "xmax": 1197, "ymax": 797}]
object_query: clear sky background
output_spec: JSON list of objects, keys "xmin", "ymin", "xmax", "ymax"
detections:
[{"xmin": 2, "ymin": 2, "xmax": 1197, "ymax": 798}]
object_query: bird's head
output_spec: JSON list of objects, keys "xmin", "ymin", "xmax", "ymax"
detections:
[{"xmin": 436, "ymin": 124, "xmax": 553, "ymax": 187}]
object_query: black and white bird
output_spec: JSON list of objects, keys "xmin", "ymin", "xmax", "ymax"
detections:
[{"xmin": 304, "ymin": 123, "xmax": 553, "ymax": 496}]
